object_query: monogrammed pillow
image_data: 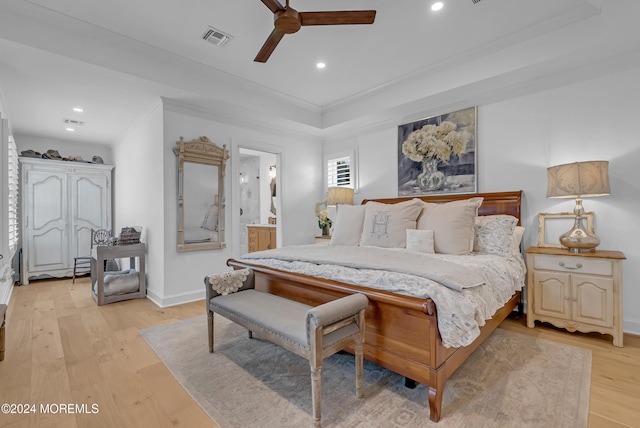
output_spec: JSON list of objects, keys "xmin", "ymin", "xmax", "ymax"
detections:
[{"xmin": 359, "ymin": 199, "xmax": 423, "ymax": 248}]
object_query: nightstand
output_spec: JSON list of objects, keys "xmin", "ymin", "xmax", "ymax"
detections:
[
  {"xmin": 525, "ymin": 246, "xmax": 626, "ymax": 347},
  {"xmin": 315, "ymin": 235, "xmax": 331, "ymax": 246}
]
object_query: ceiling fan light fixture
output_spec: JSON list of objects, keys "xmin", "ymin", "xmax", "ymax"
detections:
[
  {"xmin": 431, "ymin": 2, "xmax": 444, "ymax": 11},
  {"xmin": 316, "ymin": 62, "xmax": 326, "ymax": 69}
]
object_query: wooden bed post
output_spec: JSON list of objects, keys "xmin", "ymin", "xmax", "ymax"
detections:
[{"xmin": 428, "ymin": 370, "xmax": 447, "ymax": 422}]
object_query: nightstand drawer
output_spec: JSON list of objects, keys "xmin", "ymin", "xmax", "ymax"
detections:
[{"xmin": 533, "ymin": 254, "xmax": 612, "ymax": 276}]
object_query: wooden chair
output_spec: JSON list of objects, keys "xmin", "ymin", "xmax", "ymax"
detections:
[{"xmin": 73, "ymin": 229, "xmax": 111, "ymax": 283}]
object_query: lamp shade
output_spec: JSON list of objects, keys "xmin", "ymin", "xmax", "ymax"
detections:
[
  {"xmin": 327, "ymin": 187, "xmax": 354, "ymax": 206},
  {"xmin": 546, "ymin": 161, "xmax": 610, "ymax": 199}
]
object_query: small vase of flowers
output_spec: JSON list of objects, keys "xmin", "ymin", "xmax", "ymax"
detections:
[{"xmin": 317, "ymin": 209, "xmax": 332, "ymax": 236}]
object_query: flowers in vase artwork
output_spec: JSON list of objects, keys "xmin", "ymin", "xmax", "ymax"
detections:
[
  {"xmin": 401, "ymin": 121, "xmax": 470, "ymax": 164},
  {"xmin": 397, "ymin": 106, "xmax": 477, "ymax": 196}
]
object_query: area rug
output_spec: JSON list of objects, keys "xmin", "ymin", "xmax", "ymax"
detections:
[{"xmin": 140, "ymin": 315, "xmax": 591, "ymax": 428}]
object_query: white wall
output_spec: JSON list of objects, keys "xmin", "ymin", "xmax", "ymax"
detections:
[
  {"xmin": 157, "ymin": 103, "xmax": 322, "ymax": 307},
  {"xmin": 112, "ymin": 102, "xmax": 165, "ymax": 304},
  {"xmin": 324, "ymin": 65, "xmax": 640, "ymax": 335}
]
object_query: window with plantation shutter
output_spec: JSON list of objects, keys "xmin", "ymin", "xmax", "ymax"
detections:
[
  {"xmin": 327, "ymin": 156, "xmax": 352, "ymax": 188},
  {"xmin": 7, "ymin": 135, "xmax": 19, "ymax": 253}
]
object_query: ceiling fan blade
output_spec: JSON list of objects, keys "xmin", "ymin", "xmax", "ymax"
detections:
[
  {"xmin": 254, "ymin": 28, "xmax": 285, "ymax": 63},
  {"xmin": 260, "ymin": 0, "xmax": 285, "ymax": 13},
  {"xmin": 300, "ymin": 11, "xmax": 376, "ymax": 26}
]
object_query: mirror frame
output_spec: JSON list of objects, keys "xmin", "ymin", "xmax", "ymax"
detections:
[{"xmin": 174, "ymin": 136, "xmax": 229, "ymax": 252}]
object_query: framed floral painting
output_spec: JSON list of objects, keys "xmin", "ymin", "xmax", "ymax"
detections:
[{"xmin": 397, "ymin": 106, "xmax": 477, "ymax": 196}]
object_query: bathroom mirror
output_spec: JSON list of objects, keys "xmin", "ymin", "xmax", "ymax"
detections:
[{"xmin": 174, "ymin": 136, "xmax": 229, "ymax": 251}]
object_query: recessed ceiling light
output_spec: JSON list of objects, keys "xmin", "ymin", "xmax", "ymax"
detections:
[
  {"xmin": 316, "ymin": 62, "xmax": 326, "ymax": 69},
  {"xmin": 72, "ymin": 107, "xmax": 83, "ymax": 113},
  {"xmin": 66, "ymin": 127, "xmax": 75, "ymax": 132},
  {"xmin": 431, "ymin": 2, "xmax": 444, "ymax": 11}
]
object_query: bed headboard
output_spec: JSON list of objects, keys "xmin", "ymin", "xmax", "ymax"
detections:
[{"xmin": 362, "ymin": 190, "xmax": 523, "ymax": 225}]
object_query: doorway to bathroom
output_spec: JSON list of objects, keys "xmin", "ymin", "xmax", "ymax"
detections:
[{"xmin": 238, "ymin": 148, "xmax": 279, "ymax": 255}]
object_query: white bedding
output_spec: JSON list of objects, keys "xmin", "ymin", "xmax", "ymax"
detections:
[
  {"xmin": 239, "ymin": 245, "xmax": 525, "ymax": 348},
  {"xmin": 184, "ymin": 227, "xmax": 219, "ymax": 243}
]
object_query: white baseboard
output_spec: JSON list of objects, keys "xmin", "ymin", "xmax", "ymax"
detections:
[
  {"xmin": 624, "ymin": 319, "xmax": 640, "ymax": 337},
  {"xmin": 145, "ymin": 287, "xmax": 206, "ymax": 308}
]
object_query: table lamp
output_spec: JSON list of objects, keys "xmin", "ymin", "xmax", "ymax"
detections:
[
  {"xmin": 327, "ymin": 187, "xmax": 354, "ymax": 207},
  {"xmin": 546, "ymin": 160, "xmax": 610, "ymax": 252}
]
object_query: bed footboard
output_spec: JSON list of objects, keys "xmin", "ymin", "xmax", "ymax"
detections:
[{"xmin": 227, "ymin": 258, "xmax": 520, "ymax": 422}]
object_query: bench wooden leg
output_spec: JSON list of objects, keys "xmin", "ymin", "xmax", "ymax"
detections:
[
  {"xmin": 310, "ymin": 365, "xmax": 322, "ymax": 426},
  {"xmin": 355, "ymin": 338, "xmax": 363, "ymax": 398},
  {"xmin": 208, "ymin": 311, "xmax": 214, "ymax": 353}
]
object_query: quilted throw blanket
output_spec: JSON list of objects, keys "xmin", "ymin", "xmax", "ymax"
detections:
[
  {"xmin": 240, "ymin": 245, "xmax": 525, "ymax": 348},
  {"xmin": 241, "ymin": 245, "xmax": 483, "ymax": 291}
]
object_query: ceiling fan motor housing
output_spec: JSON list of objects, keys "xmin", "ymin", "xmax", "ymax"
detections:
[{"xmin": 275, "ymin": 8, "xmax": 302, "ymax": 33}]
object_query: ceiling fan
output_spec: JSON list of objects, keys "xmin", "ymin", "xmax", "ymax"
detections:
[{"xmin": 255, "ymin": 0, "xmax": 376, "ymax": 63}]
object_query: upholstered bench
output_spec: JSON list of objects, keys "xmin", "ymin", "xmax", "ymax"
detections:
[{"xmin": 205, "ymin": 269, "xmax": 368, "ymax": 426}]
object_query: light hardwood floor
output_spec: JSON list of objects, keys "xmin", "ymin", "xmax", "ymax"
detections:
[{"xmin": 1, "ymin": 278, "xmax": 638, "ymax": 427}]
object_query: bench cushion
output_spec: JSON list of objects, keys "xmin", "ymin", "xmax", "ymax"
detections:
[{"xmin": 210, "ymin": 290, "xmax": 310, "ymax": 348}]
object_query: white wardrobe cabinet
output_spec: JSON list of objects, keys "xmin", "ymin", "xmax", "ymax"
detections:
[{"xmin": 21, "ymin": 158, "xmax": 114, "ymax": 284}]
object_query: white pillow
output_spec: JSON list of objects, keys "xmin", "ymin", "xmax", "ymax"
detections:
[
  {"xmin": 417, "ymin": 197, "xmax": 483, "ymax": 255},
  {"xmin": 359, "ymin": 199, "xmax": 423, "ymax": 248},
  {"xmin": 329, "ymin": 205, "xmax": 366, "ymax": 246},
  {"xmin": 512, "ymin": 225, "xmax": 525, "ymax": 253},
  {"xmin": 473, "ymin": 215, "xmax": 518, "ymax": 257},
  {"xmin": 406, "ymin": 229, "xmax": 435, "ymax": 253},
  {"xmin": 201, "ymin": 204, "xmax": 219, "ymax": 231}
]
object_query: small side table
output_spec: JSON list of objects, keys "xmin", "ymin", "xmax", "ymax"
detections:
[
  {"xmin": 525, "ymin": 246, "xmax": 625, "ymax": 347},
  {"xmin": 91, "ymin": 243, "xmax": 146, "ymax": 306},
  {"xmin": 315, "ymin": 235, "xmax": 331, "ymax": 246}
]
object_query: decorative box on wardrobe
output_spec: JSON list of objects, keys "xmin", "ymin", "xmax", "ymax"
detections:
[{"xmin": 20, "ymin": 157, "xmax": 114, "ymax": 284}]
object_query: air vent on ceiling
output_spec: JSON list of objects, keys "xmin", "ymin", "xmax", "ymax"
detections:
[
  {"xmin": 202, "ymin": 26, "xmax": 232, "ymax": 47},
  {"xmin": 63, "ymin": 118, "xmax": 85, "ymax": 126},
  {"xmin": 472, "ymin": 0, "xmax": 483, "ymax": 3}
]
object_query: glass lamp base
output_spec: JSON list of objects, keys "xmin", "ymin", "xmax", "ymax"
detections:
[{"xmin": 559, "ymin": 217, "xmax": 599, "ymax": 253}]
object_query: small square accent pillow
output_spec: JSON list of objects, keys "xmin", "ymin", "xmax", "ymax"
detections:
[
  {"xmin": 406, "ymin": 229, "xmax": 435, "ymax": 253},
  {"xmin": 473, "ymin": 215, "xmax": 519, "ymax": 257},
  {"xmin": 417, "ymin": 197, "xmax": 484, "ymax": 255},
  {"xmin": 329, "ymin": 204, "xmax": 366, "ymax": 246},
  {"xmin": 359, "ymin": 199, "xmax": 423, "ymax": 248}
]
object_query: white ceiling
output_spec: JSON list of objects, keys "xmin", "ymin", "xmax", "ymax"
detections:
[{"xmin": 0, "ymin": 0, "xmax": 637, "ymax": 145}]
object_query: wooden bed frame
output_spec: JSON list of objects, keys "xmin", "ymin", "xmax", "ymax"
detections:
[{"xmin": 227, "ymin": 190, "xmax": 523, "ymax": 422}]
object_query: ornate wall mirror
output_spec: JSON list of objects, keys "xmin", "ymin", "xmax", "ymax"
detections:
[{"xmin": 174, "ymin": 136, "xmax": 229, "ymax": 251}]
